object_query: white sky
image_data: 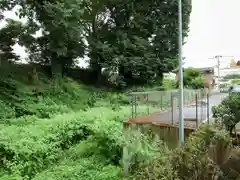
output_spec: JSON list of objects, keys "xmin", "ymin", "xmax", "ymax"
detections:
[
  {"xmin": 1, "ymin": 1, "xmax": 240, "ymax": 68},
  {"xmin": 183, "ymin": 0, "xmax": 240, "ymax": 68}
]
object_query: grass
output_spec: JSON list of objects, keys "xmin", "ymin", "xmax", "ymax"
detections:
[
  {"xmin": 0, "ymin": 66, "xmax": 234, "ymax": 179},
  {"xmin": 0, "ymin": 67, "xmax": 168, "ymax": 179}
]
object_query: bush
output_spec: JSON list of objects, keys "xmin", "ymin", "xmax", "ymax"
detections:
[
  {"xmin": 223, "ymin": 74, "xmax": 240, "ymax": 80},
  {"xmin": 171, "ymin": 124, "xmax": 231, "ymax": 180},
  {"xmin": 162, "ymin": 78, "xmax": 177, "ymax": 90},
  {"xmin": 183, "ymin": 68, "xmax": 204, "ymax": 89},
  {"xmin": 32, "ymin": 156, "xmax": 122, "ymax": 180},
  {"xmin": 212, "ymin": 94, "xmax": 240, "ymax": 134},
  {"xmin": 130, "ymin": 124, "xmax": 231, "ymax": 180},
  {"xmin": 0, "ymin": 106, "xmax": 159, "ymax": 178},
  {"xmin": 231, "ymin": 79, "xmax": 240, "ymax": 85},
  {"xmin": 0, "ymin": 112, "xmax": 94, "ymax": 178},
  {"xmin": 0, "ymin": 76, "xmax": 132, "ymax": 120}
]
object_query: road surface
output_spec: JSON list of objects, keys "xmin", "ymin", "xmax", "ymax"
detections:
[{"xmin": 148, "ymin": 93, "xmax": 228, "ymax": 125}]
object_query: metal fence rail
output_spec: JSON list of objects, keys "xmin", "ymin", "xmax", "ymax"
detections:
[{"xmin": 129, "ymin": 89, "xmax": 207, "ymax": 119}]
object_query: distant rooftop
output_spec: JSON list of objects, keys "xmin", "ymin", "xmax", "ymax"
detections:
[{"xmin": 173, "ymin": 66, "xmax": 214, "ymax": 73}]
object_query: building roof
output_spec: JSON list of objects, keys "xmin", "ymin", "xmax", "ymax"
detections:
[
  {"xmin": 198, "ymin": 67, "xmax": 214, "ymax": 73},
  {"xmin": 173, "ymin": 66, "xmax": 214, "ymax": 73}
]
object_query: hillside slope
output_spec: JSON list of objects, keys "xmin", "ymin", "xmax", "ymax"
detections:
[{"xmin": 0, "ymin": 65, "xmax": 160, "ymax": 179}]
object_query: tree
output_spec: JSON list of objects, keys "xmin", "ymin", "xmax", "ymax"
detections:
[
  {"xmin": 183, "ymin": 68, "xmax": 204, "ymax": 89},
  {"xmin": 1, "ymin": 0, "xmax": 192, "ymax": 84},
  {"xmin": 0, "ymin": 19, "xmax": 24, "ymax": 64},
  {"xmin": 86, "ymin": 0, "xmax": 192, "ymax": 86},
  {"xmin": 10, "ymin": 0, "xmax": 87, "ymax": 77},
  {"xmin": 213, "ymin": 94, "xmax": 240, "ymax": 134}
]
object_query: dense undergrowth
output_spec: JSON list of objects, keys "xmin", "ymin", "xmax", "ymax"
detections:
[
  {"xmin": 0, "ymin": 69, "xmax": 163, "ymax": 179},
  {"xmin": 0, "ymin": 68, "xmax": 236, "ymax": 180}
]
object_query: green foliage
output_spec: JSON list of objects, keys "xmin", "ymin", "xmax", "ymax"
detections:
[
  {"xmin": 0, "ymin": 72, "xmax": 131, "ymax": 120},
  {"xmin": 1, "ymin": 0, "xmax": 192, "ymax": 85},
  {"xmin": 223, "ymin": 74, "xmax": 240, "ymax": 80},
  {"xmin": 183, "ymin": 68, "xmax": 204, "ymax": 89},
  {"xmin": 231, "ymin": 79, "xmax": 240, "ymax": 85},
  {"xmin": 212, "ymin": 94, "xmax": 240, "ymax": 134},
  {"xmin": 0, "ymin": 19, "xmax": 23, "ymax": 62},
  {"xmin": 171, "ymin": 124, "xmax": 231, "ymax": 180},
  {"xmin": 163, "ymin": 78, "xmax": 177, "ymax": 90},
  {"xmin": 0, "ymin": 67, "xmax": 233, "ymax": 180},
  {"xmin": 130, "ymin": 124, "xmax": 231, "ymax": 180},
  {"xmin": 0, "ymin": 105, "xmax": 163, "ymax": 179},
  {"xmin": 33, "ymin": 157, "xmax": 122, "ymax": 180}
]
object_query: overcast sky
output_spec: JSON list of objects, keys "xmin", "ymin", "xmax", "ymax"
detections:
[
  {"xmin": 1, "ymin": 0, "xmax": 240, "ymax": 68},
  {"xmin": 183, "ymin": 0, "xmax": 240, "ymax": 68}
]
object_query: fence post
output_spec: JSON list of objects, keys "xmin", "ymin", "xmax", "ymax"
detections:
[
  {"xmin": 131, "ymin": 94, "xmax": 134, "ymax": 119},
  {"xmin": 134, "ymin": 95, "xmax": 137, "ymax": 118},
  {"xmin": 171, "ymin": 92, "xmax": 174, "ymax": 125},
  {"xmin": 207, "ymin": 93, "xmax": 210, "ymax": 124},
  {"xmin": 147, "ymin": 93, "xmax": 149, "ymax": 115},
  {"xmin": 160, "ymin": 92, "xmax": 163, "ymax": 110},
  {"xmin": 196, "ymin": 93, "xmax": 198, "ymax": 128}
]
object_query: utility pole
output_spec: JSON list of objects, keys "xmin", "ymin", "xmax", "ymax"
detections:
[
  {"xmin": 178, "ymin": 0, "xmax": 184, "ymax": 145},
  {"xmin": 216, "ymin": 55, "xmax": 222, "ymax": 91},
  {"xmin": 209, "ymin": 55, "xmax": 234, "ymax": 91}
]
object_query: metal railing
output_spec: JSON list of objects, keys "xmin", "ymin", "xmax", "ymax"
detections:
[{"xmin": 129, "ymin": 89, "xmax": 208, "ymax": 119}]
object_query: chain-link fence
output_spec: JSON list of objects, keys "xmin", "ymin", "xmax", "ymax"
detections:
[
  {"xmin": 173, "ymin": 89, "xmax": 210, "ymax": 128},
  {"xmin": 128, "ymin": 89, "xmax": 222, "ymax": 128},
  {"xmin": 129, "ymin": 89, "xmax": 205, "ymax": 118}
]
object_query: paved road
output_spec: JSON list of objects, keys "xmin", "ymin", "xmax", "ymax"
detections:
[{"xmin": 149, "ymin": 93, "xmax": 228, "ymax": 125}]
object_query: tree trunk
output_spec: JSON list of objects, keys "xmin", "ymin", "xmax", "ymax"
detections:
[
  {"xmin": 51, "ymin": 56, "xmax": 62, "ymax": 79},
  {"xmin": 119, "ymin": 65, "xmax": 133, "ymax": 85},
  {"xmin": 90, "ymin": 61, "xmax": 102, "ymax": 84}
]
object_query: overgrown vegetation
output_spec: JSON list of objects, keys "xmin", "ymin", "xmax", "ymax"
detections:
[
  {"xmin": 128, "ymin": 124, "xmax": 231, "ymax": 180},
  {"xmin": 231, "ymin": 79, "xmax": 240, "ymax": 85},
  {"xmin": 213, "ymin": 94, "xmax": 240, "ymax": 135},
  {"xmin": 183, "ymin": 68, "xmax": 205, "ymax": 89},
  {"xmin": 2, "ymin": 0, "xmax": 239, "ymax": 179},
  {"xmin": 0, "ymin": 67, "xmax": 234, "ymax": 180},
  {"xmin": 223, "ymin": 74, "xmax": 240, "ymax": 80}
]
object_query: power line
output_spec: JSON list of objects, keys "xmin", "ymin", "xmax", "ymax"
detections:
[{"xmin": 209, "ymin": 55, "xmax": 234, "ymax": 90}]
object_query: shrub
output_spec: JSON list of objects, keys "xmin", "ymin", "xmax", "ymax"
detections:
[
  {"xmin": 130, "ymin": 124, "xmax": 231, "ymax": 180},
  {"xmin": 0, "ymin": 106, "xmax": 156, "ymax": 178},
  {"xmin": 171, "ymin": 124, "xmax": 231, "ymax": 180},
  {"xmin": 223, "ymin": 74, "xmax": 240, "ymax": 80},
  {"xmin": 32, "ymin": 157, "xmax": 122, "ymax": 180},
  {"xmin": 0, "ymin": 112, "xmax": 94, "ymax": 178},
  {"xmin": 231, "ymin": 79, "xmax": 240, "ymax": 85},
  {"xmin": 162, "ymin": 78, "xmax": 177, "ymax": 90},
  {"xmin": 183, "ymin": 68, "xmax": 204, "ymax": 89},
  {"xmin": 212, "ymin": 94, "xmax": 240, "ymax": 134}
]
